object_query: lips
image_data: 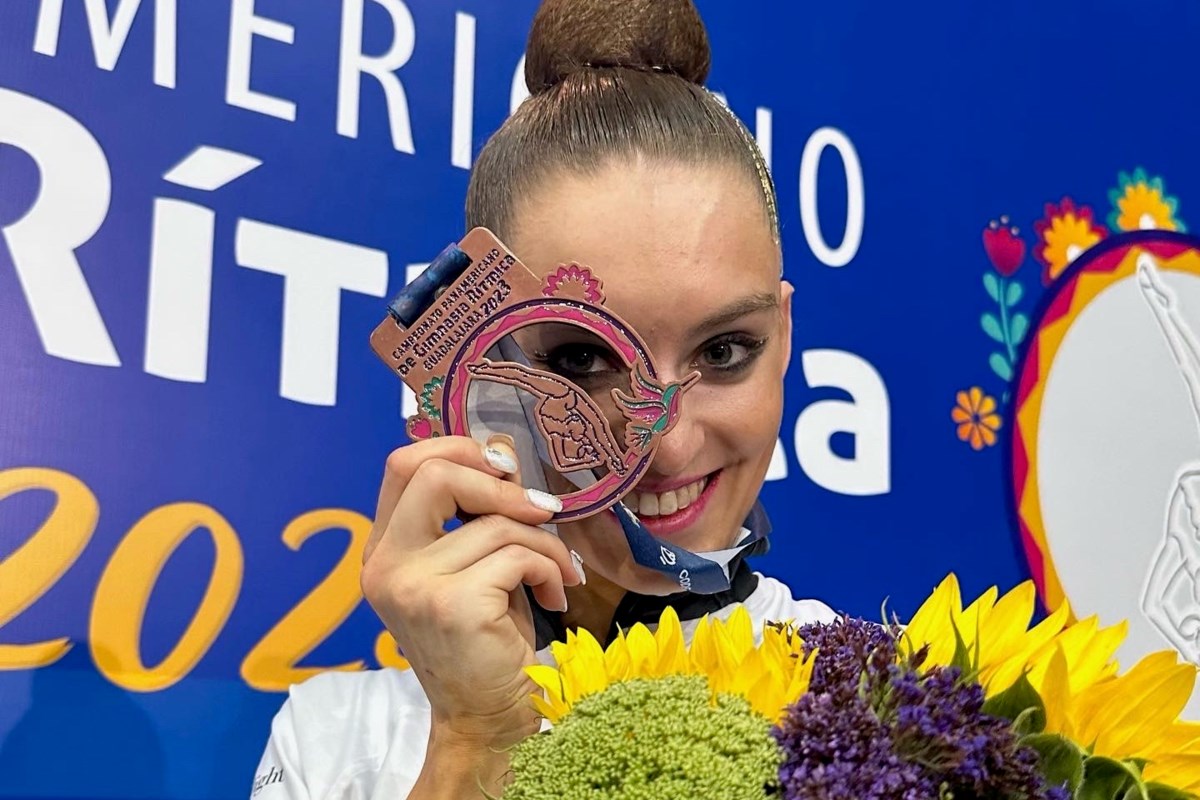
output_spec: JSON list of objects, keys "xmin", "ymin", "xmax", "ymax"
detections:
[{"xmin": 623, "ymin": 471, "xmax": 721, "ymax": 537}]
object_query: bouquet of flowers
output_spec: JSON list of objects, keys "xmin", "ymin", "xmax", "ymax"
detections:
[{"xmin": 498, "ymin": 575, "xmax": 1200, "ymax": 799}]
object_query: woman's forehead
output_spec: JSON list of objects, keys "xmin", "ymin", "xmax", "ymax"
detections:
[{"xmin": 509, "ymin": 160, "xmax": 780, "ymax": 329}]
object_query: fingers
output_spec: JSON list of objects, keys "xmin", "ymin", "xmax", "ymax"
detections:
[
  {"xmin": 460, "ymin": 543, "xmax": 569, "ymax": 614},
  {"xmin": 365, "ymin": 436, "xmax": 522, "ymax": 564},
  {"xmin": 375, "ymin": 458, "xmax": 563, "ymax": 557},
  {"xmin": 428, "ymin": 514, "xmax": 579, "ymax": 582}
]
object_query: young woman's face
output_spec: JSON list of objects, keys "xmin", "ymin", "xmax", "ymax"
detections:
[{"xmin": 508, "ymin": 158, "xmax": 791, "ymax": 592}]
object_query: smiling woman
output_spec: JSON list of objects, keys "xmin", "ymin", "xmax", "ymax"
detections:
[{"xmin": 249, "ymin": 0, "xmax": 838, "ymax": 798}]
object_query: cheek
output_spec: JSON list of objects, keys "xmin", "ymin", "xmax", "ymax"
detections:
[{"xmin": 700, "ymin": 368, "xmax": 785, "ymax": 461}]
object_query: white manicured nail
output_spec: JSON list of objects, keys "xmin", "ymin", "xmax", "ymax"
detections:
[
  {"xmin": 484, "ymin": 446, "xmax": 518, "ymax": 474},
  {"xmin": 570, "ymin": 550, "xmax": 586, "ymax": 585},
  {"xmin": 526, "ymin": 488, "xmax": 563, "ymax": 513}
]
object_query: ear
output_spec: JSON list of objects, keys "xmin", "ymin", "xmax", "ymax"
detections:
[{"xmin": 779, "ymin": 280, "xmax": 795, "ymax": 376}]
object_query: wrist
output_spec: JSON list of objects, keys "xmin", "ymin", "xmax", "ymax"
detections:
[{"xmin": 414, "ymin": 720, "xmax": 524, "ymax": 799}]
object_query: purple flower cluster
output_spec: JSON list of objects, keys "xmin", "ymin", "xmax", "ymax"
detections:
[{"xmin": 773, "ymin": 618, "xmax": 1068, "ymax": 800}]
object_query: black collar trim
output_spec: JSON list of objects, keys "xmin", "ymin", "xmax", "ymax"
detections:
[{"xmin": 532, "ymin": 541, "xmax": 765, "ymax": 649}]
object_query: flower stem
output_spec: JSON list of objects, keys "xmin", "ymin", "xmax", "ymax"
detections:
[{"xmin": 997, "ymin": 277, "xmax": 1017, "ymax": 366}]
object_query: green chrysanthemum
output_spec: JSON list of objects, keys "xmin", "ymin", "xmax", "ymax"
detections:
[{"xmin": 502, "ymin": 675, "xmax": 782, "ymax": 800}]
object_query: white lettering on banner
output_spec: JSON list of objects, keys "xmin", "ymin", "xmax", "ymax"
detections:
[
  {"xmin": 235, "ymin": 220, "xmax": 389, "ymax": 406},
  {"xmin": 34, "ymin": 0, "xmax": 177, "ymax": 88},
  {"xmin": 799, "ymin": 127, "xmax": 865, "ymax": 268},
  {"xmin": 451, "ymin": 12, "xmax": 476, "ymax": 169},
  {"xmin": 145, "ymin": 200, "xmax": 215, "ymax": 383},
  {"xmin": 0, "ymin": 88, "xmax": 119, "ymax": 367},
  {"xmin": 765, "ymin": 438, "xmax": 788, "ymax": 481},
  {"xmin": 227, "ymin": 0, "xmax": 297, "ymax": 121},
  {"xmin": 794, "ymin": 349, "xmax": 891, "ymax": 495},
  {"xmin": 145, "ymin": 147, "xmax": 264, "ymax": 383},
  {"xmin": 337, "ymin": 0, "xmax": 416, "ymax": 154}
]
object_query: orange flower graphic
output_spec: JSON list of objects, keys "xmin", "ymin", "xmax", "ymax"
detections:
[
  {"xmin": 1033, "ymin": 198, "xmax": 1107, "ymax": 284},
  {"xmin": 952, "ymin": 387, "xmax": 1002, "ymax": 450}
]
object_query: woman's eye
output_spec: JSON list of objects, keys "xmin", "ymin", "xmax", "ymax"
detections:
[
  {"xmin": 703, "ymin": 341, "xmax": 739, "ymax": 367},
  {"xmin": 695, "ymin": 335, "xmax": 768, "ymax": 374},
  {"xmin": 546, "ymin": 345, "xmax": 617, "ymax": 377}
]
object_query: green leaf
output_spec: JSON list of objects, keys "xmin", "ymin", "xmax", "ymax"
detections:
[
  {"xmin": 984, "ymin": 272, "xmax": 1002, "ymax": 302},
  {"xmin": 949, "ymin": 616, "xmax": 976, "ymax": 675},
  {"xmin": 990, "ymin": 352, "xmax": 1013, "ymax": 381},
  {"xmin": 1022, "ymin": 733, "xmax": 1085, "ymax": 794},
  {"xmin": 1079, "ymin": 756, "xmax": 1147, "ymax": 800},
  {"xmin": 1146, "ymin": 781, "xmax": 1198, "ymax": 800},
  {"xmin": 1012, "ymin": 705, "xmax": 1047, "ymax": 737},
  {"xmin": 982, "ymin": 672, "xmax": 1045, "ymax": 728},
  {"xmin": 1006, "ymin": 281, "xmax": 1024, "ymax": 307},
  {"xmin": 981, "ymin": 312, "xmax": 1006, "ymax": 343},
  {"xmin": 1010, "ymin": 312, "xmax": 1030, "ymax": 345}
]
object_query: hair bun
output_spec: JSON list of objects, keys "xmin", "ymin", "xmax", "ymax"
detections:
[{"xmin": 524, "ymin": 0, "xmax": 711, "ymax": 94}]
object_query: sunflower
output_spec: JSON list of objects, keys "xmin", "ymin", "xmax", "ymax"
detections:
[
  {"xmin": 525, "ymin": 606, "xmax": 818, "ymax": 724},
  {"xmin": 1033, "ymin": 197, "xmax": 1108, "ymax": 284},
  {"xmin": 903, "ymin": 575, "xmax": 1200, "ymax": 791},
  {"xmin": 903, "ymin": 575, "xmax": 1064, "ymax": 690},
  {"xmin": 952, "ymin": 387, "xmax": 1002, "ymax": 450},
  {"xmin": 1038, "ymin": 644, "xmax": 1200, "ymax": 791},
  {"xmin": 1108, "ymin": 168, "xmax": 1187, "ymax": 233}
]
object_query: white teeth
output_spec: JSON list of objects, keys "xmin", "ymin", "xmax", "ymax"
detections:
[
  {"xmin": 629, "ymin": 477, "xmax": 708, "ymax": 518},
  {"xmin": 640, "ymin": 493, "xmax": 660, "ymax": 516}
]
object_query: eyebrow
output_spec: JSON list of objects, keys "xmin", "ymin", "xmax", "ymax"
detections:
[{"xmin": 688, "ymin": 292, "xmax": 779, "ymax": 338}]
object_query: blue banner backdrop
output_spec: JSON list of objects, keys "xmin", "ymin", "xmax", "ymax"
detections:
[{"xmin": 4, "ymin": 1, "xmax": 1200, "ymax": 798}]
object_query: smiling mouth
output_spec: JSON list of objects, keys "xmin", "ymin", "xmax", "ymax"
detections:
[{"xmin": 624, "ymin": 474, "xmax": 712, "ymax": 517}]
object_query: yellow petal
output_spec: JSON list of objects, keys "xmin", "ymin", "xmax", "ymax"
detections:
[
  {"xmin": 724, "ymin": 605, "xmax": 754, "ymax": 656},
  {"xmin": 1088, "ymin": 652, "xmax": 1197, "ymax": 758},
  {"xmin": 624, "ymin": 622, "xmax": 659, "ymax": 677},
  {"xmin": 1145, "ymin": 753, "xmax": 1200, "ymax": 793},
  {"xmin": 652, "ymin": 607, "xmax": 689, "ymax": 675},
  {"xmin": 976, "ymin": 581, "xmax": 1036, "ymax": 665},
  {"xmin": 980, "ymin": 597, "xmax": 1072, "ymax": 693},
  {"xmin": 903, "ymin": 574, "xmax": 963, "ymax": 665},
  {"xmin": 957, "ymin": 584, "xmax": 1000, "ymax": 655},
  {"xmin": 524, "ymin": 664, "xmax": 565, "ymax": 699},
  {"xmin": 1040, "ymin": 644, "xmax": 1074, "ymax": 738}
]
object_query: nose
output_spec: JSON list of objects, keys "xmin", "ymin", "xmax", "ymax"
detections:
[{"xmin": 645, "ymin": 391, "xmax": 705, "ymax": 477}]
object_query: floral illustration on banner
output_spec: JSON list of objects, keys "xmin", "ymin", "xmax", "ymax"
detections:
[
  {"xmin": 982, "ymin": 217, "xmax": 1031, "ymax": 384},
  {"xmin": 1033, "ymin": 198, "xmax": 1108, "ymax": 285},
  {"xmin": 1108, "ymin": 167, "xmax": 1187, "ymax": 233},
  {"xmin": 952, "ymin": 387, "xmax": 1002, "ymax": 451},
  {"xmin": 955, "ymin": 172, "xmax": 1186, "ymax": 451}
]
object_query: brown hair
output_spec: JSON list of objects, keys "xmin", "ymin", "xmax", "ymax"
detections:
[{"xmin": 465, "ymin": 0, "xmax": 779, "ymax": 244}]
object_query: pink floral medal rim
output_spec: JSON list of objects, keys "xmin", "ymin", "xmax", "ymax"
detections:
[{"xmin": 443, "ymin": 297, "xmax": 663, "ymax": 523}]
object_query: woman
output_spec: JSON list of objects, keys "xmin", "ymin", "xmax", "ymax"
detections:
[{"xmin": 252, "ymin": 0, "xmax": 837, "ymax": 796}]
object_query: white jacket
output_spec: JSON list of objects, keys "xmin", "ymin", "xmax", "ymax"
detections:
[{"xmin": 249, "ymin": 573, "xmax": 836, "ymax": 800}]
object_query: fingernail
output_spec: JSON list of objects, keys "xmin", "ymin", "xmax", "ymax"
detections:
[
  {"xmin": 560, "ymin": 597, "xmax": 570, "ymax": 613},
  {"xmin": 484, "ymin": 446, "xmax": 518, "ymax": 474},
  {"xmin": 570, "ymin": 550, "xmax": 586, "ymax": 585},
  {"xmin": 525, "ymin": 488, "xmax": 563, "ymax": 513},
  {"xmin": 486, "ymin": 432, "xmax": 517, "ymax": 450}
]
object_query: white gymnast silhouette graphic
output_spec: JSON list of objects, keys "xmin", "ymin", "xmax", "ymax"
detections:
[{"xmin": 1137, "ymin": 253, "xmax": 1200, "ymax": 664}]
